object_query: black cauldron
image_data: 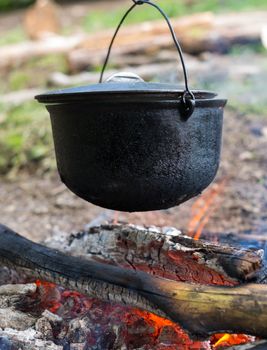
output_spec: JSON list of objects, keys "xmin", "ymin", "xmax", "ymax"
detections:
[{"xmin": 36, "ymin": 0, "xmax": 227, "ymax": 212}]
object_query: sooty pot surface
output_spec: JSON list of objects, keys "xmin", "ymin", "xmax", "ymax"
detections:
[{"xmin": 44, "ymin": 93, "xmax": 225, "ymax": 212}]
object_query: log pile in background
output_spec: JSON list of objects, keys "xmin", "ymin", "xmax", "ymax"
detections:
[
  {"xmin": 23, "ymin": 0, "xmax": 62, "ymax": 40},
  {"xmin": 0, "ymin": 11, "xmax": 266, "ymax": 72}
]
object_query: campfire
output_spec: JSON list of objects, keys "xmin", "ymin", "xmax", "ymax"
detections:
[
  {"xmin": 1, "ymin": 2, "xmax": 267, "ymax": 349},
  {"xmin": 21, "ymin": 280, "xmax": 211, "ymax": 349},
  {"xmin": 0, "ymin": 210, "xmax": 266, "ymax": 349}
]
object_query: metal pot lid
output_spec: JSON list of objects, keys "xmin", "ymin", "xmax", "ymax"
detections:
[{"xmin": 35, "ymin": 72, "xmax": 217, "ymax": 104}]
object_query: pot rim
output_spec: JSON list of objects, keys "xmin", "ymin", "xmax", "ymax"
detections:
[
  {"xmin": 35, "ymin": 81, "xmax": 222, "ymax": 101},
  {"xmin": 38, "ymin": 94, "xmax": 227, "ymax": 109},
  {"xmin": 36, "ymin": 89, "xmax": 222, "ymax": 104}
]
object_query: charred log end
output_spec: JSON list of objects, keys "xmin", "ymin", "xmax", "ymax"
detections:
[
  {"xmin": 217, "ymin": 250, "xmax": 264, "ymax": 282},
  {"xmin": 81, "ymin": 224, "xmax": 263, "ymax": 285},
  {"xmin": 171, "ymin": 234, "xmax": 263, "ymax": 282}
]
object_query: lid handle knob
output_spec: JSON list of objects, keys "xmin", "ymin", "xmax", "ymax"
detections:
[{"xmin": 105, "ymin": 72, "xmax": 144, "ymax": 83}]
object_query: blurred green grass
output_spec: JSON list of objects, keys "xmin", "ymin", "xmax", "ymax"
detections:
[
  {"xmin": 0, "ymin": 28, "xmax": 27, "ymax": 46},
  {"xmin": 1, "ymin": 0, "xmax": 266, "ymax": 14},
  {"xmin": 82, "ymin": 0, "xmax": 267, "ymax": 32},
  {"xmin": 0, "ymin": 0, "xmax": 33, "ymax": 11},
  {"xmin": 2, "ymin": 0, "xmax": 267, "ymax": 48},
  {"xmin": 0, "ymin": 101, "xmax": 54, "ymax": 175}
]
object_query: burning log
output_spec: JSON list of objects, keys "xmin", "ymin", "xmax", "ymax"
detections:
[
  {"xmin": 228, "ymin": 341, "xmax": 267, "ymax": 350},
  {"xmin": 47, "ymin": 224, "xmax": 263, "ymax": 285},
  {"xmin": 0, "ymin": 223, "xmax": 267, "ymax": 339}
]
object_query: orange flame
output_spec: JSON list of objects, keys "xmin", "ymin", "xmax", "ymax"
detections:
[
  {"xmin": 212, "ymin": 333, "xmax": 254, "ymax": 348},
  {"xmin": 35, "ymin": 279, "xmax": 55, "ymax": 288},
  {"xmin": 188, "ymin": 180, "xmax": 226, "ymax": 240},
  {"xmin": 35, "ymin": 279, "xmax": 61, "ymax": 313},
  {"xmin": 133, "ymin": 309, "xmax": 210, "ymax": 348},
  {"xmin": 214, "ymin": 334, "xmax": 232, "ymax": 347},
  {"xmin": 34, "ymin": 281, "xmax": 254, "ymax": 349},
  {"xmin": 133, "ymin": 309, "xmax": 174, "ymax": 337}
]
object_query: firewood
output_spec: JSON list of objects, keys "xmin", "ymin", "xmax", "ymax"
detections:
[
  {"xmin": 0, "ymin": 11, "xmax": 266, "ymax": 71},
  {"xmin": 0, "ymin": 35, "xmax": 83, "ymax": 71},
  {"xmin": 49, "ymin": 62, "xmax": 177, "ymax": 87},
  {"xmin": 23, "ymin": 0, "xmax": 62, "ymax": 40},
  {"xmin": 0, "ymin": 283, "xmax": 37, "ymax": 330},
  {"xmin": 47, "ymin": 224, "xmax": 263, "ymax": 285},
  {"xmin": 1, "ymin": 223, "xmax": 267, "ymax": 338},
  {"xmin": 67, "ymin": 45, "xmax": 178, "ymax": 72},
  {"xmin": 68, "ymin": 11, "xmax": 266, "ymax": 71}
]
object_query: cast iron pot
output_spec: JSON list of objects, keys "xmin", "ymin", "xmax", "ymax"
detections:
[{"xmin": 36, "ymin": 0, "xmax": 227, "ymax": 212}]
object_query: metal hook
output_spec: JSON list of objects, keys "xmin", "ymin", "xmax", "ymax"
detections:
[
  {"xmin": 99, "ymin": 0, "xmax": 195, "ymax": 118},
  {"xmin": 132, "ymin": 0, "xmax": 145, "ymax": 4}
]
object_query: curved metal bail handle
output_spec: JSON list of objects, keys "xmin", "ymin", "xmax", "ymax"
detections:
[{"xmin": 99, "ymin": 0, "xmax": 195, "ymax": 119}]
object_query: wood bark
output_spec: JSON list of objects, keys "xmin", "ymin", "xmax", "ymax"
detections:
[
  {"xmin": 46, "ymin": 224, "xmax": 263, "ymax": 285},
  {"xmin": 1, "ymin": 223, "xmax": 267, "ymax": 338},
  {"xmin": 23, "ymin": 0, "xmax": 62, "ymax": 40}
]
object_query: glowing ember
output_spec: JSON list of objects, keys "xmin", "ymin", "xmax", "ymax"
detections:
[
  {"xmin": 211, "ymin": 333, "xmax": 254, "ymax": 348},
  {"xmin": 35, "ymin": 279, "xmax": 61, "ymax": 313},
  {"xmin": 29, "ymin": 280, "xmax": 255, "ymax": 349},
  {"xmin": 32, "ymin": 280, "xmax": 212, "ymax": 349},
  {"xmin": 35, "ymin": 280, "xmax": 94, "ymax": 317},
  {"xmin": 132, "ymin": 309, "xmax": 210, "ymax": 349},
  {"xmin": 187, "ymin": 180, "xmax": 226, "ymax": 240}
]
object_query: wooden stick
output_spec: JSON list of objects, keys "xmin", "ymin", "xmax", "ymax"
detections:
[{"xmin": 0, "ymin": 224, "xmax": 267, "ymax": 339}]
